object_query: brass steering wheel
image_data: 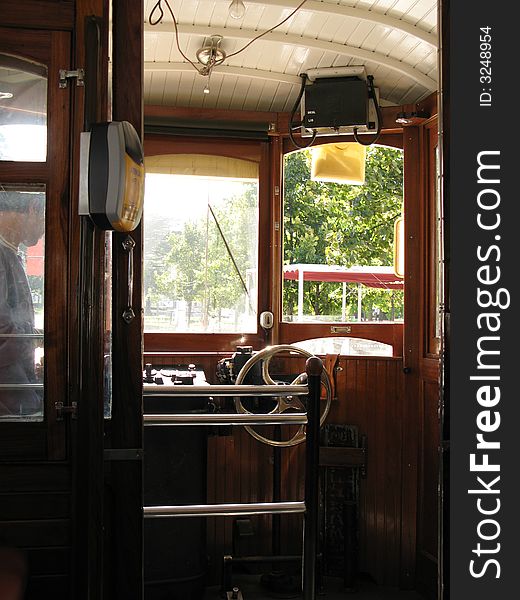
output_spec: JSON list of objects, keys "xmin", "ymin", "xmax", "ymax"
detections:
[{"xmin": 234, "ymin": 345, "xmax": 332, "ymax": 447}]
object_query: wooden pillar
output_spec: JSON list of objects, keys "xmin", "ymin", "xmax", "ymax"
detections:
[
  {"xmin": 71, "ymin": 2, "xmax": 109, "ymax": 599},
  {"xmin": 111, "ymin": 1, "xmax": 144, "ymax": 599}
]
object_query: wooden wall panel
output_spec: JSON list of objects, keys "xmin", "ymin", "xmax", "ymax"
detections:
[
  {"xmin": 152, "ymin": 352, "xmax": 406, "ymax": 586},
  {"xmin": 416, "ymin": 368, "xmax": 440, "ymax": 599},
  {"xmin": 0, "ymin": 464, "xmax": 73, "ymax": 599},
  {"xmin": 330, "ymin": 357, "xmax": 404, "ymax": 586}
]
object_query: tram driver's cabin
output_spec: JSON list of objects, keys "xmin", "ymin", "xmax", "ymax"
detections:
[{"xmin": 0, "ymin": 2, "xmax": 447, "ymax": 600}]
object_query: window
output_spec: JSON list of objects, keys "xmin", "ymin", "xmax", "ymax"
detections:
[
  {"xmin": 426, "ymin": 125, "xmax": 442, "ymax": 356},
  {"xmin": 282, "ymin": 144, "xmax": 404, "ymax": 324},
  {"xmin": 143, "ymin": 154, "xmax": 259, "ymax": 335},
  {"xmin": 0, "ymin": 185, "xmax": 45, "ymax": 419},
  {"xmin": 0, "ymin": 54, "xmax": 47, "ymax": 162}
]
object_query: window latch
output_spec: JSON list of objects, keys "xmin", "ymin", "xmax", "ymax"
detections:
[
  {"xmin": 59, "ymin": 68, "xmax": 85, "ymax": 88},
  {"xmin": 55, "ymin": 401, "xmax": 78, "ymax": 420}
]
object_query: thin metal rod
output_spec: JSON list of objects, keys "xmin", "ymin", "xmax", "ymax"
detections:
[
  {"xmin": 229, "ymin": 555, "xmax": 301, "ymax": 564},
  {"xmin": 143, "ymin": 384, "xmax": 308, "ymax": 397},
  {"xmin": 272, "ymin": 426, "xmax": 282, "ymax": 569},
  {"xmin": 0, "ymin": 333, "xmax": 44, "ymax": 339},
  {"xmin": 0, "ymin": 384, "xmax": 44, "ymax": 390},
  {"xmin": 303, "ymin": 357, "xmax": 323, "ymax": 600},
  {"xmin": 144, "ymin": 413, "xmax": 307, "ymax": 426},
  {"xmin": 144, "ymin": 501, "xmax": 306, "ymax": 518}
]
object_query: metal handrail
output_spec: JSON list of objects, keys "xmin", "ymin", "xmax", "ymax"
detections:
[
  {"xmin": 142, "ymin": 357, "xmax": 323, "ymax": 600},
  {"xmin": 144, "ymin": 413, "xmax": 307, "ymax": 426},
  {"xmin": 144, "ymin": 501, "xmax": 306, "ymax": 518},
  {"xmin": 0, "ymin": 333, "xmax": 44, "ymax": 338},
  {"xmin": 0, "ymin": 383, "xmax": 44, "ymax": 390},
  {"xmin": 143, "ymin": 383, "xmax": 308, "ymax": 397}
]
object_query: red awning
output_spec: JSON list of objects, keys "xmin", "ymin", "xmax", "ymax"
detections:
[{"xmin": 283, "ymin": 264, "xmax": 403, "ymax": 289}]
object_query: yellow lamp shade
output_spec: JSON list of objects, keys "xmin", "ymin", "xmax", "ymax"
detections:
[{"xmin": 311, "ymin": 142, "xmax": 366, "ymax": 185}]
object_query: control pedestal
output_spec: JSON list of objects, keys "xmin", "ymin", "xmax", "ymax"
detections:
[{"xmin": 143, "ymin": 364, "xmax": 209, "ymax": 600}]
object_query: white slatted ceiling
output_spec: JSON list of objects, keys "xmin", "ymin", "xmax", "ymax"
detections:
[{"xmin": 143, "ymin": 0, "xmax": 438, "ymax": 111}]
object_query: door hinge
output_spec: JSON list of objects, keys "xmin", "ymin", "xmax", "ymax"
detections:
[
  {"xmin": 59, "ymin": 68, "xmax": 85, "ymax": 88},
  {"xmin": 55, "ymin": 401, "xmax": 78, "ymax": 420}
]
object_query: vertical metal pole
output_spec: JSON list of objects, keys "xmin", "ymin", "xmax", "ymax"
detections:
[
  {"xmin": 303, "ymin": 356, "xmax": 323, "ymax": 600},
  {"xmin": 272, "ymin": 425, "xmax": 282, "ymax": 568},
  {"xmin": 341, "ymin": 281, "xmax": 347, "ymax": 321},
  {"xmin": 298, "ymin": 267, "xmax": 304, "ymax": 321}
]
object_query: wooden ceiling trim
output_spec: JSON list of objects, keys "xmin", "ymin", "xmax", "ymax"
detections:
[
  {"xmin": 145, "ymin": 61, "xmax": 302, "ymax": 86},
  {"xmin": 143, "ymin": 103, "xmax": 414, "ymax": 138}
]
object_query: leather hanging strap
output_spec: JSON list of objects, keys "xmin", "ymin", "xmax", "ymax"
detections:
[{"xmin": 321, "ymin": 353, "xmax": 340, "ymax": 399}]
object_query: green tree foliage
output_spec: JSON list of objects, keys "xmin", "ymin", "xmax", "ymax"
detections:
[
  {"xmin": 157, "ymin": 220, "xmax": 206, "ymax": 325},
  {"xmin": 283, "ymin": 145, "xmax": 404, "ymax": 320},
  {"xmin": 145, "ymin": 182, "xmax": 258, "ymax": 330}
]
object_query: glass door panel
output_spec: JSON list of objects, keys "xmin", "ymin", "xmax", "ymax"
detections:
[
  {"xmin": 0, "ymin": 184, "xmax": 45, "ymax": 419},
  {"xmin": 0, "ymin": 53, "xmax": 47, "ymax": 162}
]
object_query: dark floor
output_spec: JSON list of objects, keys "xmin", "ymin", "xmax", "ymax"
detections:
[{"xmin": 206, "ymin": 574, "xmax": 427, "ymax": 600}]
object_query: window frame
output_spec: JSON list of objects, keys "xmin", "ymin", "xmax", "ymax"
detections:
[
  {"xmin": 424, "ymin": 119, "xmax": 442, "ymax": 357},
  {"xmin": 277, "ymin": 133, "xmax": 405, "ymax": 357},
  {"xmin": 143, "ymin": 134, "xmax": 271, "ymax": 353},
  {"xmin": 0, "ymin": 27, "xmax": 71, "ymax": 459}
]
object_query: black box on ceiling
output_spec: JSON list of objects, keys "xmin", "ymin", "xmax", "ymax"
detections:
[{"xmin": 303, "ymin": 77, "xmax": 368, "ymax": 130}]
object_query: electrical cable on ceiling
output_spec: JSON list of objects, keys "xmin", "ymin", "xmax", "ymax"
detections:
[
  {"xmin": 225, "ymin": 0, "xmax": 309, "ymax": 59},
  {"xmin": 353, "ymin": 75, "xmax": 383, "ymax": 146},
  {"xmin": 288, "ymin": 74, "xmax": 317, "ymax": 149},
  {"xmin": 149, "ymin": 0, "xmax": 206, "ymax": 74},
  {"xmin": 148, "ymin": 0, "xmax": 309, "ymax": 72}
]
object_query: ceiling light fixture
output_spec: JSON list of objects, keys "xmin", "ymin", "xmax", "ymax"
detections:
[
  {"xmin": 228, "ymin": 0, "xmax": 246, "ymax": 20},
  {"xmin": 0, "ymin": 91, "xmax": 13, "ymax": 99},
  {"xmin": 196, "ymin": 35, "xmax": 226, "ymax": 75},
  {"xmin": 196, "ymin": 36, "xmax": 226, "ymax": 94}
]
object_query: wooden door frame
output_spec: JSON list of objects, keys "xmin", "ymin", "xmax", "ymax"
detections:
[
  {"xmin": 69, "ymin": 2, "xmax": 109, "ymax": 598},
  {"xmin": 143, "ymin": 134, "xmax": 272, "ymax": 353}
]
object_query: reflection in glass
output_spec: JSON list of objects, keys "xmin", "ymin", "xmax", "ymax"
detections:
[
  {"xmin": 0, "ymin": 185, "xmax": 45, "ymax": 419},
  {"xmin": 0, "ymin": 54, "xmax": 47, "ymax": 162}
]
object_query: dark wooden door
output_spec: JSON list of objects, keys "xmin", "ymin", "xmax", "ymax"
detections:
[
  {"xmin": 0, "ymin": 23, "xmax": 75, "ymax": 598},
  {"xmin": 0, "ymin": 26, "xmax": 71, "ymax": 460}
]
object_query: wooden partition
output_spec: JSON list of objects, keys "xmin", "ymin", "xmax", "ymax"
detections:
[{"xmin": 0, "ymin": 463, "xmax": 72, "ymax": 596}]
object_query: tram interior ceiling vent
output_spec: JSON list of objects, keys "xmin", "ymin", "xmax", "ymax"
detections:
[{"xmin": 300, "ymin": 66, "xmax": 380, "ymax": 138}]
